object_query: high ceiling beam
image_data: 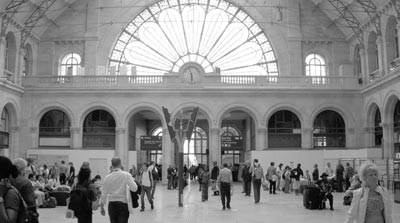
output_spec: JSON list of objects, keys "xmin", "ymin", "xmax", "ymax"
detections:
[
  {"xmin": 326, "ymin": 0, "xmax": 363, "ymax": 45},
  {"xmin": 355, "ymin": 0, "xmax": 381, "ymax": 35},
  {"xmin": 21, "ymin": 0, "xmax": 56, "ymax": 44},
  {"xmin": 1, "ymin": 0, "xmax": 27, "ymax": 37}
]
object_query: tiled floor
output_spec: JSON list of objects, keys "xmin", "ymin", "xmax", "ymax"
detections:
[{"xmin": 38, "ymin": 181, "xmax": 400, "ymax": 223}]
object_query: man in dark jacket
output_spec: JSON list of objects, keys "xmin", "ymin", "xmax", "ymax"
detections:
[
  {"xmin": 335, "ymin": 161, "xmax": 345, "ymax": 192},
  {"xmin": 312, "ymin": 164, "xmax": 319, "ymax": 182},
  {"xmin": 211, "ymin": 161, "xmax": 220, "ymax": 196},
  {"xmin": 241, "ymin": 161, "xmax": 252, "ymax": 196}
]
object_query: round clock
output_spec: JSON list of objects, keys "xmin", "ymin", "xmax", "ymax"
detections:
[{"xmin": 182, "ymin": 66, "xmax": 201, "ymax": 84}]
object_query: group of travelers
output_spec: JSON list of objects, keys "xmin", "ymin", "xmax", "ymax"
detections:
[{"xmin": 0, "ymin": 154, "xmax": 393, "ymax": 223}]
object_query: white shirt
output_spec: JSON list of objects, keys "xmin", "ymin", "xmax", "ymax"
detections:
[
  {"xmin": 101, "ymin": 168, "xmax": 138, "ymax": 204},
  {"xmin": 141, "ymin": 169, "xmax": 152, "ymax": 187}
]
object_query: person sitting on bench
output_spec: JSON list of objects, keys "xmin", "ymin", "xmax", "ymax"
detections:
[{"xmin": 317, "ymin": 173, "xmax": 334, "ymax": 210}]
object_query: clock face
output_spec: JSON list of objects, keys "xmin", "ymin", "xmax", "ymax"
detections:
[{"xmin": 183, "ymin": 66, "xmax": 201, "ymax": 84}]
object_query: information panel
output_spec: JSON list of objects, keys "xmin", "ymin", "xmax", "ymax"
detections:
[
  {"xmin": 140, "ymin": 136, "xmax": 162, "ymax": 150},
  {"xmin": 221, "ymin": 136, "xmax": 243, "ymax": 150}
]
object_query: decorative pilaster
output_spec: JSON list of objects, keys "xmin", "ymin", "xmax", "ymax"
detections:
[
  {"xmin": 9, "ymin": 126, "xmax": 20, "ymax": 160},
  {"xmin": 115, "ymin": 127, "xmax": 127, "ymax": 168},
  {"xmin": 0, "ymin": 36, "xmax": 6, "ymax": 79},
  {"xmin": 363, "ymin": 127, "xmax": 375, "ymax": 147},
  {"xmin": 382, "ymin": 122, "xmax": 394, "ymax": 159},
  {"xmin": 70, "ymin": 127, "xmax": 82, "ymax": 149},
  {"xmin": 209, "ymin": 128, "xmax": 221, "ymax": 166},
  {"xmin": 302, "ymin": 127, "xmax": 313, "ymax": 149},
  {"xmin": 30, "ymin": 127, "xmax": 39, "ymax": 149},
  {"xmin": 256, "ymin": 127, "xmax": 267, "ymax": 150},
  {"xmin": 376, "ymin": 35, "xmax": 384, "ymax": 76},
  {"xmin": 162, "ymin": 128, "xmax": 173, "ymax": 184}
]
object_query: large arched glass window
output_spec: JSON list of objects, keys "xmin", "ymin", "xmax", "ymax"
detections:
[
  {"xmin": 184, "ymin": 126, "xmax": 207, "ymax": 166},
  {"xmin": 374, "ymin": 108, "xmax": 382, "ymax": 147},
  {"xmin": 0, "ymin": 108, "xmax": 10, "ymax": 148},
  {"xmin": 313, "ymin": 110, "xmax": 346, "ymax": 148},
  {"xmin": 268, "ymin": 110, "xmax": 301, "ymax": 148},
  {"xmin": 83, "ymin": 110, "xmax": 116, "ymax": 149},
  {"xmin": 305, "ymin": 53, "xmax": 326, "ymax": 84},
  {"xmin": 221, "ymin": 126, "xmax": 240, "ymax": 137},
  {"xmin": 109, "ymin": 0, "xmax": 278, "ymax": 77},
  {"xmin": 4, "ymin": 32, "xmax": 16, "ymax": 81},
  {"xmin": 39, "ymin": 110, "xmax": 71, "ymax": 147},
  {"xmin": 60, "ymin": 53, "xmax": 81, "ymax": 76}
]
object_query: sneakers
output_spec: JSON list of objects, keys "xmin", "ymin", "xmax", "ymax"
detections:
[{"xmin": 140, "ymin": 208, "xmax": 144, "ymax": 212}]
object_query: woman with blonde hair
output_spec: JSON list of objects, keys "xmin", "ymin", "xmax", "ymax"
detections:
[{"xmin": 344, "ymin": 161, "xmax": 392, "ymax": 223}]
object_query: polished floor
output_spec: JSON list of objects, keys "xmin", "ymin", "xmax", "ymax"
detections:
[{"xmin": 38, "ymin": 181, "xmax": 400, "ymax": 223}]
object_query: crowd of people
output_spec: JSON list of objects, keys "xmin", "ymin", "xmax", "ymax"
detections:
[{"xmin": 0, "ymin": 155, "xmax": 393, "ymax": 223}]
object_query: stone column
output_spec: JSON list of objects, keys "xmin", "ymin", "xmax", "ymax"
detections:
[
  {"xmin": 209, "ymin": 127, "xmax": 221, "ymax": 166},
  {"xmin": 115, "ymin": 128, "xmax": 128, "ymax": 168},
  {"xmin": 0, "ymin": 36, "xmax": 6, "ymax": 78},
  {"xmin": 376, "ymin": 35, "xmax": 384, "ymax": 76},
  {"xmin": 302, "ymin": 127, "xmax": 313, "ymax": 149},
  {"xmin": 162, "ymin": 128, "xmax": 173, "ymax": 184},
  {"xmin": 256, "ymin": 127, "xmax": 267, "ymax": 150},
  {"xmin": 346, "ymin": 128, "xmax": 355, "ymax": 149},
  {"xmin": 359, "ymin": 47, "xmax": 367, "ymax": 83},
  {"xmin": 70, "ymin": 127, "xmax": 82, "ymax": 149},
  {"xmin": 397, "ymin": 22, "xmax": 400, "ymax": 61},
  {"xmin": 363, "ymin": 127, "xmax": 375, "ymax": 148},
  {"xmin": 30, "ymin": 127, "xmax": 39, "ymax": 149},
  {"xmin": 9, "ymin": 126, "xmax": 20, "ymax": 160},
  {"xmin": 382, "ymin": 122, "xmax": 394, "ymax": 159}
]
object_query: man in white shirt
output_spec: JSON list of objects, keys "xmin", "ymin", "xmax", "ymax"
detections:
[
  {"xmin": 140, "ymin": 163, "xmax": 154, "ymax": 211},
  {"xmin": 102, "ymin": 157, "xmax": 138, "ymax": 223}
]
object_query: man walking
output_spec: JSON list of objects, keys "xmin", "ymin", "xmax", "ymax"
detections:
[
  {"xmin": 251, "ymin": 159, "xmax": 265, "ymax": 203},
  {"xmin": 217, "ymin": 163, "xmax": 233, "ymax": 210},
  {"xmin": 140, "ymin": 163, "xmax": 154, "ymax": 211},
  {"xmin": 266, "ymin": 162, "xmax": 278, "ymax": 194},
  {"xmin": 211, "ymin": 161, "xmax": 220, "ymax": 196},
  {"xmin": 59, "ymin": 160, "xmax": 68, "ymax": 185},
  {"xmin": 102, "ymin": 157, "xmax": 138, "ymax": 223},
  {"xmin": 241, "ymin": 161, "xmax": 252, "ymax": 196},
  {"xmin": 344, "ymin": 162, "xmax": 354, "ymax": 190}
]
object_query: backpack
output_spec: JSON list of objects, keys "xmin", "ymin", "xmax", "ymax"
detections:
[
  {"xmin": 253, "ymin": 167, "xmax": 262, "ymax": 180},
  {"xmin": 6, "ymin": 187, "xmax": 39, "ymax": 223},
  {"xmin": 68, "ymin": 184, "xmax": 91, "ymax": 215}
]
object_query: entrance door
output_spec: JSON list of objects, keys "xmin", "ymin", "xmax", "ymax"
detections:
[{"xmin": 89, "ymin": 158, "xmax": 108, "ymax": 180}]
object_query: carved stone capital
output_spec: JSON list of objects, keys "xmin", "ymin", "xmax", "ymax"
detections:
[
  {"xmin": 70, "ymin": 127, "xmax": 81, "ymax": 134},
  {"xmin": 302, "ymin": 128, "xmax": 313, "ymax": 134},
  {"xmin": 257, "ymin": 127, "xmax": 267, "ymax": 134},
  {"xmin": 30, "ymin": 127, "xmax": 38, "ymax": 133},
  {"xmin": 210, "ymin": 128, "xmax": 220, "ymax": 134},
  {"xmin": 116, "ymin": 128, "xmax": 126, "ymax": 134}
]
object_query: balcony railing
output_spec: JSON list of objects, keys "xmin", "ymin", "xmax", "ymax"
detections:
[{"xmin": 21, "ymin": 75, "xmax": 361, "ymax": 89}]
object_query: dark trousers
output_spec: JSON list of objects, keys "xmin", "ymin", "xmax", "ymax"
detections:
[
  {"xmin": 201, "ymin": 181, "xmax": 209, "ymax": 201},
  {"xmin": 108, "ymin": 201, "xmax": 129, "ymax": 223},
  {"xmin": 345, "ymin": 177, "xmax": 351, "ymax": 190},
  {"xmin": 151, "ymin": 181, "xmax": 157, "ymax": 198},
  {"xmin": 167, "ymin": 175, "xmax": 172, "ymax": 189},
  {"xmin": 244, "ymin": 181, "xmax": 251, "ymax": 196},
  {"xmin": 336, "ymin": 176, "xmax": 344, "ymax": 192},
  {"xmin": 220, "ymin": 182, "xmax": 231, "ymax": 208},
  {"xmin": 59, "ymin": 173, "xmax": 66, "ymax": 185},
  {"xmin": 269, "ymin": 180, "xmax": 276, "ymax": 194},
  {"xmin": 253, "ymin": 179, "xmax": 261, "ymax": 203},
  {"xmin": 320, "ymin": 192, "xmax": 333, "ymax": 209},
  {"xmin": 141, "ymin": 185, "xmax": 153, "ymax": 209}
]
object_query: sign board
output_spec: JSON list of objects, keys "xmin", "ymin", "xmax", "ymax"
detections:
[
  {"xmin": 140, "ymin": 136, "xmax": 162, "ymax": 150},
  {"xmin": 221, "ymin": 136, "xmax": 243, "ymax": 150}
]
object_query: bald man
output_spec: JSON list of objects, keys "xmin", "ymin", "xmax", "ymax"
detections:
[{"xmin": 102, "ymin": 157, "xmax": 138, "ymax": 223}]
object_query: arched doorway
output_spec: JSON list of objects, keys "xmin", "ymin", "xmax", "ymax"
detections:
[
  {"xmin": 313, "ymin": 110, "xmax": 346, "ymax": 148},
  {"xmin": 39, "ymin": 109, "xmax": 71, "ymax": 147},
  {"xmin": 128, "ymin": 110, "xmax": 163, "ymax": 165},
  {"xmin": 82, "ymin": 109, "xmax": 116, "ymax": 149},
  {"xmin": 220, "ymin": 110, "xmax": 255, "ymax": 181},
  {"xmin": 268, "ymin": 110, "xmax": 301, "ymax": 148}
]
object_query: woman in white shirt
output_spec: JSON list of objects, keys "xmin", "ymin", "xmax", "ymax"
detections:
[{"xmin": 344, "ymin": 161, "xmax": 392, "ymax": 223}]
